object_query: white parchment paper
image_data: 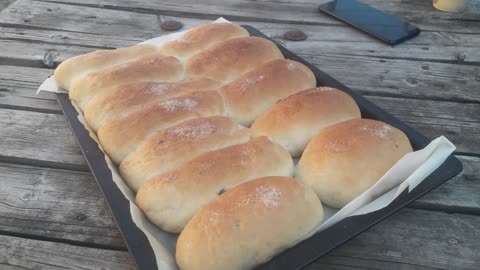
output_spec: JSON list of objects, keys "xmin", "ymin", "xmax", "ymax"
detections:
[{"xmin": 37, "ymin": 18, "xmax": 456, "ymax": 270}]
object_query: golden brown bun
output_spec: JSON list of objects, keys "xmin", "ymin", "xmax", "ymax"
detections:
[
  {"xmin": 136, "ymin": 136, "xmax": 294, "ymax": 232},
  {"xmin": 176, "ymin": 176, "xmax": 323, "ymax": 270},
  {"xmin": 54, "ymin": 44, "xmax": 158, "ymax": 90},
  {"xmin": 296, "ymin": 119, "xmax": 413, "ymax": 208},
  {"xmin": 120, "ymin": 116, "xmax": 252, "ymax": 192},
  {"xmin": 186, "ymin": 37, "xmax": 283, "ymax": 83},
  {"xmin": 69, "ymin": 55, "xmax": 184, "ymax": 110},
  {"xmin": 251, "ymin": 87, "xmax": 361, "ymax": 157},
  {"xmin": 158, "ymin": 23, "xmax": 249, "ymax": 60},
  {"xmin": 220, "ymin": 59, "xmax": 316, "ymax": 126},
  {"xmin": 83, "ymin": 78, "xmax": 221, "ymax": 132},
  {"xmin": 97, "ymin": 90, "xmax": 224, "ymax": 164}
]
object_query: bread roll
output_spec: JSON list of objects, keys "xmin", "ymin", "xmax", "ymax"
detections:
[
  {"xmin": 296, "ymin": 119, "xmax": 413, "ymax": 208},
  {"xmin": 98, "ymin": 90, "xmax": 224, "ymax": 164},
  {"xmin": 158, "ymin": 23, "xmax": 249, "ymax": 60},
  {"xmin": 220, "ymin": 59, "xmax": 316, "ymax": 126},
  {"xmin": 54, "ymin": 44, "xmax": 158, "ymax": 90},
  {"xmin": 176, "ymin": 176, "xmax": 323, "ymax": 270},
  {"xmin": 84, "ymin": 78, "xmax": 221, "ymax": 132},
  {"xmin": 120, "ymin": 116, "xmax": 252, "ymax": 192},
  {"xmin": 136, "ymin": 136, "xmax": 294, "ymax": 232},
  {"xmin": 186, "ymin": 37, "xmax": 283, "ymax": 83},
  {"xmin": 251, "ymin": 87, "xmax": 361, "ymax": 157},
  {"xmin": 69, "ymin": 55, "xmax": 184, "ymax": 110}
]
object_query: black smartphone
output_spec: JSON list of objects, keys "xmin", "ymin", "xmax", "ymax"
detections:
[{"xmin": 318, "ymin": 0, "xmax": 420, "ymax": 45}]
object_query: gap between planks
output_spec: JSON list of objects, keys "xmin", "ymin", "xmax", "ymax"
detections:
[{"xmin": 0, "ymin": 229, "xmax": 128, "ymax": 251}]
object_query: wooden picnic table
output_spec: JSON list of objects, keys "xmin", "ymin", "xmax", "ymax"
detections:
[{"xmin": 0, "ymin": 0, "xmax": 479, "ymax": 269}]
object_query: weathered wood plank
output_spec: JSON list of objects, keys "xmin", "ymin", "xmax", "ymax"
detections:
[
  {"xmin": 319, "ymin": 208, "xmax": 480, "ymax": 270},
  {"xmin": 298, "ymin": 54, "xmax": 480, "ymax": 103},
  {"xmin": 264, "ymin": 23, "xmax": 480, "ymax": 64},
  {"xmin": 0, "ymin": 109, "xmax": 86, "ymax": 170},
  {"xmin": 412, "ymin": 156, "xmax": 480, "ymax": 214},
  {"xmin": 0, "ymin": 65, "xmax": 59, "ymax": 113},
  {"xmin": 0, "ymin": 33, "xmax": 101, "ymax": 68},
  {"xmin": 0, "ymin": 155, "xmax": 476, "ymax": 249},
  {"xmin": 0, "ymin": 162, "xmax": 124, "ymax": 248},
  {"xmin": 37, "ymin": 0, "xmax": 480, "ymax": 33},
  {"xmin": 366, "ymin": 95, "xmax": 480, "ymax": 155},
  {"xmin": 1, "ymin": 208, "xmax": 478, "ymax": 270},
  {"xmin": 3, "ymin": 0, "xmax": 480, "ymax": 63},
  {"xmin": 0, "ymin": 0, "xmax": 163, "ymax": 38},
  {"xmin": 0, "ymin": 24, "xmax": 141, "ymax": 48},
  {"xmin": 0, "ymin": 234, "xmax": 134, "ymax": 270}
]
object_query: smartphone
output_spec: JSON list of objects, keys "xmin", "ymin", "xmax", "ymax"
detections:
[{"xmin": 318, "ymin": 0, "xmax": 420, "ymax": 45}]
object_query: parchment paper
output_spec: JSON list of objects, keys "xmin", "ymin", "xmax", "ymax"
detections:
[{"xmin": 37, "ymin": 18, "xmax": 456, "ymax": 270}]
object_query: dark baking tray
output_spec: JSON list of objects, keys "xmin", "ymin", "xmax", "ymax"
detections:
[{"xmin": 55, "ymin": 25, "xmax": 463, "ymax": 270}]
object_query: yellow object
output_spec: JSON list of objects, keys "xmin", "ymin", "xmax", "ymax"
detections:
[{"xmin": 433, "ymin": 0, "xmax": 469, "ymax": 12}]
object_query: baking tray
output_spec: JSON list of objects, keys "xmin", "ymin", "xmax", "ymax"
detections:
[{"xmin": 55, "ymin": 25, "xmax": 463, "ymax": 270}]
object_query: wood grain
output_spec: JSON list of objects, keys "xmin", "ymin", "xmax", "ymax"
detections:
[
  {"xmin": 37, "ymin": 0, "xmax": 480, "ymax": 33},
  {"xmin": 0, "ymin": 65, "xmax": 59, "ymax": 113},
  {"xmin": 411, "ymin": 156, "xmax": 480, "ymax": 214},
  {"xmin": 0, "ymin": 109, "xmax": 86, "ymax": 170},
  {"xmin": 0, "ymin": 156, "xmax": 477, "ymax": 249},
  {"xmin": 0, "ymin": 208, "xmax": 478, "ymax": 270},
  {"xmin": 298, "ymin": 54, "xmax": 480, "ymax": 103},
  {"xmin": 320, "ymin": 208, "xmax": 480, "ymax": 270},
  {"xmin": 0, "ymin": 162, "xmax": 123, "ymax": 248},
  {"xmin": 366, "ymin": 95, "xmax": 480, "ymax": 155},
  {"xmin": 2, "ymin": 0, "xmax": 479, "ymax": 63},
  {"xmin": 0, "ymin": 234, "xmax": 134, "ymax": 270}
]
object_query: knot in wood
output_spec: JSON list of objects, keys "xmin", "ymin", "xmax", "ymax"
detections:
[
  {"xmin": 456, "ymin": 52, "xmax": 466, "ymax": 61},
  {"xmin": 42, "ymin": 50, "xmax": 59, "ymax": 68},
  {"xmin": 76, "ymin": 213, "xmax": 87, "ymax": 221}
]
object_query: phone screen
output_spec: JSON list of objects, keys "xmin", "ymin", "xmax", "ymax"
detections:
[{"xmin": 319, "ymin": 0, "xmax": 420, "ymax": 45}]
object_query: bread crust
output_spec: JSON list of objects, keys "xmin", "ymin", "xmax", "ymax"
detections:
[
  {"xmin": 251, "ymin": 87, "xmax": 361, "ymax": 157},
  {"xmin": 158, "ymin": 23, "xmax": 249, "ymax": 60},
  {"xmin": 84, "ymin": 78, "xmax": 221, "ymax": 132},
  {"xmin": 69, "ymin": 55, "xmax": 184, "ymax": 110},
  {"xmin": 186, "ymin": 37, "xmax": 284, "ymax": 83},
  {"xmin": 220, "ymin": 59, "xmax": 316, "ymax": 126},
  {"xmin": 296, "ymin": 119, "xmax": 413, "ymax": 208},
  {"xmin": 54, "ymin": 44, "xmax": 158, "ymax": 90},
  {"xmin": 120, "ymin": 116, "xmax": 252, "ymax": 191},
  {"xmin": 135, "ymin": 136, "xmax": 294, "ymax": 232},
  {"xmin": 176, "ymin": 176, "xmax": 323, "ymax": 270},
  {"xmin": 98, "ymin": 90, "xmax": 225, "ymax": 164}
]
